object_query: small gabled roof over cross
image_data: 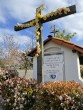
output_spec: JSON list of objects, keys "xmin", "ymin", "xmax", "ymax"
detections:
[{"xmin": 28, "ymin": 36, "xmax": 83, "ymax": 57}]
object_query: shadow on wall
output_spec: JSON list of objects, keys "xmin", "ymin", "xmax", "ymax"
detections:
[{"xmin": 80, "ymin": 65, "xmax": 83, "ymax": 78}]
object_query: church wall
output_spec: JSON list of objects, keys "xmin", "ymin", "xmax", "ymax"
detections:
[{"xmin": 33, "ymin": 41, "xmax": 83, "ymax": 84}]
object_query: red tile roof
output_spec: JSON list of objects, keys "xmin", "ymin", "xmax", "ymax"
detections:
[{"xmin": 28, "ymin": 36, "xmax": 83, "ymax": 56}]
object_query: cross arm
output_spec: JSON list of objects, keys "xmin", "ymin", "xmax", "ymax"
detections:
[
  {"xmin": 14, "ymin": 19, "xmax": 35, "ymax": 31},
  {"xmin": 14, "ymin": 5, "xmax": 76, "ymax": 31},
  {"xmin": 14, "ymin": 4, "xmax": 45, "ymax": 31},
  {"xmin": 41, "ymin": 5, "xmax": 76, "ymax": 23}
]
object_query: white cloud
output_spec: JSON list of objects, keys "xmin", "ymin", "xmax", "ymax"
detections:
[
  {"xmin": 14, "ymin": 35, "xmax": 31, "ymax": 45},
  {"xmin": 0, "ymin": 28, "xmax": 32, "ymax": 46},
  {"xmin": 0, "ymin": 36, "xmax": 3, "ymax": 42},
  {"xmin": 0, "ymin": 3, "xmax": 6, "ymax": 23},
  {"xmin": 76, "ymin": 0, "xmax": 83, "ymax": 12},
  {"xmin": 43, "ymin": 0, "xmax": 68, "ymax": 12},
  {"xmin": 0, "ymin": 11, "xmax": 6, "ymax": 23},
  {"xmin": 0, "ymin": 0, "xmax": 83, "ymax": 22},
  {"xmin": 0, "ymin": 0, "xmax": 42, "ymax": 22},
  {"xmin": 0, "ymin": 0, "xmax": 77, "ymax": 22}
]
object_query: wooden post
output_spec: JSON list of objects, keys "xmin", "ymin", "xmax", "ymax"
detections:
[{"xmin": 36, "ymin": 5, "xmax": 44, "ymax": 83}]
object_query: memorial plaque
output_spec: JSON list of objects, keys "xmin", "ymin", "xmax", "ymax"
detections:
[{"xmin": 44, "ymin": 53, "xmax": 64, "ymax": 82}]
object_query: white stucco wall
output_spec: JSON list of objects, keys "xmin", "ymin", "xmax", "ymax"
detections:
[{"xmin": 33, "ymin": 41, "xmax": 83, "ymax": 84}]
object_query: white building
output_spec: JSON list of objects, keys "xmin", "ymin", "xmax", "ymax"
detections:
[{"xmin": 28, "ymin": 36, "xmax": 83, "ymax": 84}]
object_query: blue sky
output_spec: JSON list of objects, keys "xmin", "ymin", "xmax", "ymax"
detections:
[{"xmin": 0, "ymin": 0, "xmax": 83, "ymax": 51}]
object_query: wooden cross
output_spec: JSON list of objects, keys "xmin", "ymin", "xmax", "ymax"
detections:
[{"xmin": 14, "ymin": 4, "xmax": 76, "ymax": 83}]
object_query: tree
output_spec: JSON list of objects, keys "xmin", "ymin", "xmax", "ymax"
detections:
[
  {"xmin": 0, "ymin": 34, "xmax": 20, "ymax": 69},
  {"xmin": 0, "ymin": 59, "xmax": 5, "ymax": 68},
  {"xmin": 50, "ymin": 25, "xmax": 76, "ymax": 41},
  {"xmin": 20, "ymin": 51, "xmax": 33, "ymax": 77}
]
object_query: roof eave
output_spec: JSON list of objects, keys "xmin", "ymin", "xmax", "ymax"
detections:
[{"xmin": 27, "ymin": 37, "xmax": 83, "ymax": 56}]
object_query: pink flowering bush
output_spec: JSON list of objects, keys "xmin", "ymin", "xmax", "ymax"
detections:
[
  {"xmin": 0, "ymin": 77, "xmax": 83, "ymax": 110},
  {"xmin": 0, "ymin": 69, "xmax": 18, "ymax": 82},
  {"xmin": 0, "ymin": 69, "xmax": 8, "ymax": 81},
  {"xmin": 35, "ymin": 81, "xmax": 83, "ymax": 110},
  {"xmin": 0, "ymin": 77, "xmax": 37, "ymax": 110}
]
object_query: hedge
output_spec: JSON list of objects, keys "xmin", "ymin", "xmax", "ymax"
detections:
[{"xmin": 0, "ymin": 74, "xmax": 83, "ymax": 110}]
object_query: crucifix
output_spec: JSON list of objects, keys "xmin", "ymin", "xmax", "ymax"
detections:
[
  {"xmin": 50, "ymin": 25, "xmax": 56, "ymax": 37},
  {"xmin": 14, "ymin": 4, "xmax": 76, "ymax": 83}
]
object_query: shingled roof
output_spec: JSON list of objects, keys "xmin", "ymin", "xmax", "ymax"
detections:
[{"xmin": 28, "ymin": 36, "xmax": 83, "ymax": 56}]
